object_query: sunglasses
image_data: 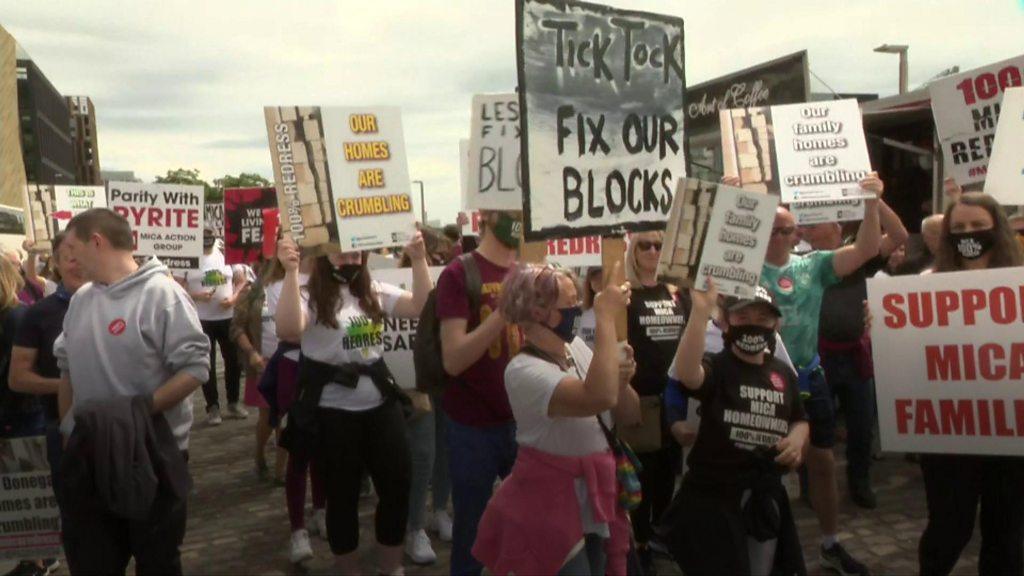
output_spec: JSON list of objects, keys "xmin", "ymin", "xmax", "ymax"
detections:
[
  {"xmin": 771, "ymin": 226, "xmax": 796, "ymax": 237},
  {"xmin": 637, "ymin": 241, "xmax": 662, "ymax": 252}
]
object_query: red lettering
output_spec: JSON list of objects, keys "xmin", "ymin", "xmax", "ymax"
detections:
[
  {"xmin": 978, "ymin": 399, "xmax": 992, "ymax": 436},
  {"xmin": 935, "ymin": 291, "xmax": 959, "ymax": 327},
  {"xmin": 979, "ymin": 343, "xmax": 1006, "ymax": 380},
  {"xmin": 568, "ymin": 237, "xmax": 582, "ymax": 254},
  {"xmin": 558, "ymin": 239, "xmax": 569, "ymax": 255},
  {"xmin": 915, "ymin": 399, "xmax": 939, "ymax": 435},
  {"xmin": 1016, "ymin": 400, "xmax": 1024, "ymax": 437},
  {"xmin": 188, "ymin": 209, "xmax": 199, "ymax": 228},
  {"xmin": 586, "ymin": 235, "xmax": 600, "ymax": 253},
  {"xmin": 908, "ymin": 292, "xmax": 934, "ymax": 328},
  {"xmin": 993, "ymin": 400, "xmax": 1015, "ymax": 437},
  {"xmin": 1011, "ymin": 344, "xmax": 1024, "ymax": 379},
  {"xmin": 895, "ymin": 399, "xmax": 913, "ymax": 434},
  {"xmin": 963, "ymin": 344, "xmax": 977, "ymax": 380},
  {"xmin": 147, "ymin": 207, "xmax": 164, "ymax": 227},
  {"xmin": 546, "ymin": 239, "xmax": 556, "ymax": 254},
  {"xmin": 938, "ymin": 399, "xmax": 975, "ymax": 435},
  {"xmin": 926, "ymin": 345, "xmax": 961, "ymax": 381},
  {"xmin": 113, "ymin": 206, "xmax": 129, "ymax": 220},
  {"xmin": 962, "ymin": 289, "xmax": 986, "ymax": 325},
  {"xmin": 883, "ymin": 294, "xmax": 906, "ymax": 329},
  {"xmin": 990, "ymin": 287, "xmax": 1017, "ymax": 324},
  {"xmin": 128, "ymin": 206, "xmax": 147, "ymax": 225}
]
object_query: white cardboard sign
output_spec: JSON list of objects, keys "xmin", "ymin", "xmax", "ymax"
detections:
[
  {"xmin": 546, "ymin": 235, "xmax": 602, "ymax": 268},
  {"xmin": 867, "ymin": 268, "xmax": 1024, "ymax": 456},
  {"xmin": 108, "ymin": 181, "xmax": 204, "ymax": 270},
  {"xmin": 54, "ymin": 185, "xmax": 108, "ymax": 231},
  {"xmin": 789, "ymin": 198, "xmax": 866, "ymax": 225},
  {"xmin": 0, "ymin": 436, "xmax": 61, "ymax": 560},
  {"xmin": 467, "ymin": 94, "xmax": 522, "ymax": 211},
  {"xmin": 983, "ymin": 87, "xmax": 1024, "ymax": 204},
  {"xmin": 372, "ymin": 267, "xmax": 444, "ymax": 390}
]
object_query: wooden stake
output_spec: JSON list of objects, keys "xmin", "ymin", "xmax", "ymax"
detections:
[
  {"xmin": 601, "ymin": 236, "xmax": 628, "ymax": 341},
  {"xmin": 520, "ymin": 240, "xmax": 547, "ymax": 264}
]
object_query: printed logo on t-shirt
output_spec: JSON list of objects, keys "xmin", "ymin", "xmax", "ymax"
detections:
[
  {"xmin": 639, "ymin": 298, "xmax": 686, "ymax": 342},
  {"xmin": 343, "ymin": 315, "xmax": 384, "ymax": 356},
  {"xmin": 725, "ymin": 384, "xmax": 790, "ymax": 450},
  {"xmin": 108, "ymin": 319, "xmax": 126, "ymax": 336},
  {"xmin": 769, "ymin": 371, "xmax": 786, "ymax": 392},
  {"xmin": 202, "ymin": 269, "xmax": 229, "ymax": 288},
  {"xmin": 775, "ymin": 276, "xmax": 794, "ymax": 295}
]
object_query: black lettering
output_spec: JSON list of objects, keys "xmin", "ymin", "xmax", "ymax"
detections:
[{"xmin": 564, "ymin": 168, "xmax": 584, "ymax": 221}]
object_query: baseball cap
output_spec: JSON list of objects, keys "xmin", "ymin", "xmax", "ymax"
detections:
[{"xmin": 723, "ymin": 285, "xmax": 782, "ymax": 317}]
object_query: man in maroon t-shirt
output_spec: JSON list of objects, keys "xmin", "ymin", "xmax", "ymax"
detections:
[{"xmin": 436, "ymin": 210, "xmax": 522, "ymax": 576}]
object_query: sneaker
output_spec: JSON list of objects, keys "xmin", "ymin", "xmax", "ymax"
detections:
[
  {"xmin": 821, "ymin": 542, "xmax": 870, "ymax": 576},
  {"xmin": 638, "ymin": 545, "xmax": 658, "ymax": 576},
  {"xmin": 432, "ymin": 510, "xmax": 453, "ymax": 543},
  {"xmin": 309, "ymin": 508, "xmax": 327, "ymax": 539},
  {"xmin": 41, "ymin": 560, "xmax": 59, "ymax": 576},
  {"xmin": 3, "ymin": 561, "xmax": 45, "ymax": 576},
  {"xmin": 849, "ymin": 477, "xmax": 878, "ymax": 510},
  {"xmin": 360, "ymin": 476, "xmax": 375, "ymax": 498},
  {"xmin": 289, "ymin": 529, "xmax": 314, "ymax": 564},
  {"xmin": 207, "ymin": 406, "xmax": 223, "ymax": 426},
  {"xmin": 648, "ymin": 535, "xmax": 670, "ymax": 557},
  {"xmin": 405, "ymin": 529, "xmax": 437, "ymax": 565},
  {"xmin": 225, "ymin": 403, "xmax": 248, "ymax": 420}
]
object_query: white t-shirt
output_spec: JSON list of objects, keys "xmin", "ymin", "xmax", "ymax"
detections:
[
  {"xmin": 264, "ymin": 274, "xmax": 309, "ymax": 360},
  {"xmin": 577, "ymin": 308, "xmax": 597, "ymax": 350},
  {"xmin": 300, "ymin": 280, "xmax": 404, "ymax": 411},
  {"xmin": 505, "ymin": 337, "xmax": 610, "ymax": 457},
  {"xmin": 184, "ymin": 251, "xmax": 236, "ymax": 321}
]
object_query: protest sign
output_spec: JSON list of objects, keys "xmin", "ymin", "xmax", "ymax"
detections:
[
  {"xmin": 517, "ymin": 0, "xmax": 686, "ymax": 240},
  {"xmin": 53, "ymin": 185, "xmax": 107, "ymax": 231},
  {"xmin": 458, "ymin": 138, "xmax": 479, "ymax": 237},
  {"xmin": 788, "ymin": 198, "xmax": 866, "ymax": 225},
  {"xmin": 467, "ymin": 94, "xmax": 522, "ymax": 210},
  {"xmin": 658, "ymin": 178, "xmax": 777, "ymax": 297},
  {"xmin": 0, "ymin": 436, "xmax": 61, "ymax": 560},
  {"xmin": 546, "ymin": 235, "xmax": 602, "ymax": 267},
  {"xmin": 930, "ymin": 54, "xmax": 1024, "ymax": 186},
  {"xmin": 983, "ymin": 87, "xmax": 1024, "ymax": 204},
  {"xmin": 321, "ymin": 107, "xmax": 417, "ymax": 252},
  {"xmin": 720, "ymin": 106, "xmax": 778, "ymax": 194},
  {"xmin": 108, "ymin": 181, "xmax": 204, "ymax": 270},
  {"xmin": 22, "ymin": 184, "xmax": 56, "ymax": 251},
  {"xmin": 367, "ymin": 252, "xmax": 400, "ymax": 270},
  {"xmin": 0, "ymin": 204, "xmax": 25, "ymax": 236},
  {"xmin": 372, "ymin": 267, "xmax": 444, "ymax": 390},
  {"xmin": 264, "ymin": 106, "xmax": 336, "ymax": 249},
  {"xmin": 205, "ymin": 202, "xmax": 224, "ymax": 237},
  {"xmin": 223, "ymin": 187, "xmax": 278, "ymax": 265},
  {"xmin": 867, "ymin": 268, "xmax": 1024, "ymax": 456}
]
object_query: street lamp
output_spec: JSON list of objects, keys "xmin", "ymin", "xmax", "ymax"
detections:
[
  {"xmin": 874, "ymin": 44, "xmax": 909, "ymax": 95},
  {"xmin": 412, "ymin": 180, "xmax": 425, "ymax": 224}
]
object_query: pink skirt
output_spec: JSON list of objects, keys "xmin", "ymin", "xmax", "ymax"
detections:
[{"xmin": 243, "ymin": 374, "xmax": 269, "ymax": 409}]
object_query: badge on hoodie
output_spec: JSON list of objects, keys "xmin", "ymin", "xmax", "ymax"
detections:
[{"xmin": 108, "ymin": 319, "xmax": 127, "ymax": 336}]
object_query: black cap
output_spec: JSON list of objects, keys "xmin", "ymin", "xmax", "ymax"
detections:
[{"xmin": 723, "ymin": 285, "xmax": 782, "ymax": 317}]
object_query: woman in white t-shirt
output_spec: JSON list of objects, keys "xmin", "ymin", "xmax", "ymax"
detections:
[
  {"xmin": 275, "ymin": 233, "xmax": 431, "ymax": 576},
  {"xmin": 473, "ymin": 263, "xmax": 640, "ymax": 576}
]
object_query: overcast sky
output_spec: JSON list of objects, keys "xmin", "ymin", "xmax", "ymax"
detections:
[{"xmin": 4, "ymin": 0, "xmax": 1022, "ymax": 224}]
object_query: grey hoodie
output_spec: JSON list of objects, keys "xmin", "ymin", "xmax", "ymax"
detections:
[{"xmin": 56, "ymin": 257, "xmax": 211, "ymax": 450}]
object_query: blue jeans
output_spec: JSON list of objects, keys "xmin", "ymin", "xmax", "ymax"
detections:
[
  {"xmin": 405, "ymin": 410, "xmax": 435, "ymax": 532},
  {"xmin": 446, "ymin": 416, "xmax": 517, "ymax": 576},
  {"xmin": 821, "ymin": 351, "xmax": 876, "ymax": 481}
]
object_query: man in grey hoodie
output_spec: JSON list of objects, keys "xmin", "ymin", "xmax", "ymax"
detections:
[{"xmin": 54, "ymin": 208, "xmax": 210, "ymax": 575}]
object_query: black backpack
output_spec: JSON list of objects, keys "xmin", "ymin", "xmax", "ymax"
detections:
[{"xmin": 414, "ymin": 253, "xmax": 481, "ymax": 395}]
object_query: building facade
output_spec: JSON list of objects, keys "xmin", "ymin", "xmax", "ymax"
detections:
[
  {"xmin": 16, "ymin": 47, "xmax": 75, "ymax": 186},
  {"xmin": 67, "ymin": 95, "xmax": 102, "ymax": 185}
]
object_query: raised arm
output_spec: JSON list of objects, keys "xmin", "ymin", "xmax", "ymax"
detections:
[
  {"xmin": 674, "ymin": 281, "xmax": 718, "ymax": 390},
  {"xmin": 393, "ymin": 232, "xmax": 432, "ymax": 319},
  {"xmin": 832, "ymin": 173, "xmax": 883, "ymax": 278},
  {"xmin": 274, "ymin": 237, "xmax": 307, "ymax": 342},
  {"xmin": 878, "ymin": 198, "xmax": 910, "ymax": 258}
]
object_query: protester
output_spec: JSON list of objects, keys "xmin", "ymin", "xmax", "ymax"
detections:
[
  {"xmin": 754, "ymin": 173, "xmax": 884, "ymax": 576},
  {"xmin": 182, "ymin": 229, "xmax": 247, "ymax": 425},
  {"xmin": 5, "ymin": 233, "xmax": 84, "ymax": 576},
  {"xmin": 920, "ymin": 214, "xmax": 944, "ymax": 273},
  {"xmin": 664, "ymin": 280, "xmax": 809, "ymax": 576},
  {"xmin": 275, "ymin": 231, "xmax": 431, "ymax": 576},
  {"xmin": 436, "ymin": 209, "xmax": 522, "ymax": 576},
  {"xmin": 623, "ymin": 230, "xmax": 688, "ymax": 574},
  {"xmin": 472, "ymin": 262, "xmax": 637, "ymax": 575},
  {"xmin": 799, "ymin": 197, "xmax": 908, "ymax": 509},
  {"xmin": 917, "ymin": 192, "xmax": 1024, "ymax": 576},
  {"xmin": 230, "ymin": 257, "xmax": 286, "ymax": 482},
  {"xmin": 577, "ymin": 267, "xmax": 602, "ymax": 349},
  {"xmin": 0, "ymin": 256, "xmax": 31, "ymax": 435},
  {"xmin": 4, "ymin": 248, "xmax": 44, "ymax": 305},
  {"xmin": 54, "ymin": 208, "xmax": 210, "ymax": 574}
]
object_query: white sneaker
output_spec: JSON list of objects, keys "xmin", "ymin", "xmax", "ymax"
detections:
[
  {"xmin": 207, "ymin": 406, "xmax": 223, "ymax": 426},
  {"xmin": 432, "ymin": 510, "xmax": 453, "ymax": 543},
  {"xmin": 225, "ymin": 403, "xmax": 248, "ymax": 420},
  {"xmin": 309, "ymin": 508, "xmax": 327, "ymax": 540},
  {"xmin": 405, "ymin": 529, "xmax": 437, "ymax": 565},
  {"xmin": 289, "ymin": 529, "xmax": 314, "ymax": 564}
]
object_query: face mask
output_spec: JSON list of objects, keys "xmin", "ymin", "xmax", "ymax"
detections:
[
  {"xmin": 550, "ymin": 306, "xmax": 582, "ymax": 343},
  {"xmin": 492, "ymin": 212, "xmax": 522, "ymax": 249},
  {"xmin": 203, "ymin": 237, "xmax": 216, "ymax": 249},
  {"xmin": 949, "ymin": 229, "xmax": 995, "ymax": 260},
  {"xmin": 724, "ymin": 324, "xmax": 775, "ymax": 355},
  {"xmin": 331, "ymin": 263, "xmax": 361, "ymax": 284}
]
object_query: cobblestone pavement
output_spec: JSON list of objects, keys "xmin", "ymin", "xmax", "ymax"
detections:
[{"xmin": 6, "ymin": 377, "xmax": 984, "ymax": 576}]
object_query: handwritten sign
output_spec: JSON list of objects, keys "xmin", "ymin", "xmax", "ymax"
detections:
[
  {"xmin": 517, "ymin": 0, "xmax": 686, "ymax": 240},
  {"xmin": 204, "ymin": 202, "xmax": 224, "ymax": 237},
  {"xmin": 108, "ymin": 181, "xmax": 204, "ymax": 270},
  {"xmin": 467, "ymin": 94, "xmax": 522, "ymax": 210},
  {"xmin": 54, "ymin": 185, "xmax": 108, "ymax": 231},
  {"xmin": 224, "ymin": 187, "xmax": 278, "ymax": 265}
]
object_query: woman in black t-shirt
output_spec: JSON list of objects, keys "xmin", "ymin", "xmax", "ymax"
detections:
[{"xmin": 664, "ymin": 280, "xmax": 809, "ymax": 576}]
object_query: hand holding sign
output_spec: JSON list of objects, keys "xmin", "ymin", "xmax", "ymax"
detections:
[
  {"xmin": 278, "ymin": 236, "xmax": 300, "ymax": 272},
  {"xmin": 403, "ymin": 231, "xmax": 427, "ymax": 262},
  {"xmin": 594, "ymin": 261, "xmax": 630, "ymax": 319},
  {"xmin": 690, "ymin": 277, "xmax": 719, "ymax": 317},
  {"xmin": 859, "ymin": 171, "xmax": 884, "ymax": 200}
]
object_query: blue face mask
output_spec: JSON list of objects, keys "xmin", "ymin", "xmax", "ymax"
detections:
[{"xmin": 551, "ymin": 306, "xmax": 582, "ymax": 343}]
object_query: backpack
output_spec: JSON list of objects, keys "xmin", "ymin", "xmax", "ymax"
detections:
[{"xmin": 413, "ymin": 253, "xmax": 482, "ymax": 395}]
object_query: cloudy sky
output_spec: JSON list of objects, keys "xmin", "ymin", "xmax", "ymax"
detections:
[{"xmin": 4, "ymin": 0, "xmax": 1022, "ymax": 224}]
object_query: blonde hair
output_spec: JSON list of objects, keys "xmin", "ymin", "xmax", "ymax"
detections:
[
  {"xmin": 626, "ymin": 231, "xmax": 664, "ymax": 286},
  {"xmin": 0, "ymin": 257, "xmax": 24, "ymax": 310}
]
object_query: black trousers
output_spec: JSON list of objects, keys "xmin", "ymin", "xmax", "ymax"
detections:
[
  {"xmin": 919, "ymin": 454, "xmax": 1024, "ymax": 576},
  {"xmin": 200, "ymin": 318, "xmax": 241, "ymax": 410},
  {"xmin": 632, "ymin": 446, "xmax": 677, "ymax": 545},
  {"xmin": 317, "ymin": 401, "xmax": 411, "ymax": 555}
]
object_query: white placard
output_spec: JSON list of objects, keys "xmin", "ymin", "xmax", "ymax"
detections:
[
  {"xmin": 372, "ymin": 267, "xmax": 444, "ymax": 390},
  {"xmin": 467, "ymin": 94, "xmax": 522, "ymax": 211},
  {"xmin": 772, "ymin": 99, "xmax": 873, "ymax": 204},
  {"xmin": 108, "ymin": 181, "xmax": 204, "ymax": 270},
  {"xmin": 789, "ymin": 198, "xmax": 866, "ymax": 225},
  {"xmin": 0, "ymin": 436, "xmax": 61, "ymax": 560},
  {"xmin": 867, "ymin": 268, "xmax": 1024, "ymax": 456},
  {"xmin": 983, "ymin": 87, "xmax": 1024, "ymax": 204},
  {"xmin": 546, "ymin": 235, "xmax": 602, "ymax": 268},
  {"xmin": 204, "ymin": 202, "xmax": 224, "ymax": 237},
  {"xmin": 321, "ymin": 107, "xmax": 417, "ymax": 252},
  {"xmin": 930, "ymin": 54, "xmax": 1024, "ymax": 186},
  {"xmin": 53, "ymin": 185, "xmax": 107, "ymax": 231}
]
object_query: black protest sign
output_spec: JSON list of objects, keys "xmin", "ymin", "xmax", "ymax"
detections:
[
  {"xmin": 517, "ymin": 0, "xmax": 686, "ymax": 240},
  {"xmin": 224, "ymin": 187, "xmax": 278, "ymax": 265}
]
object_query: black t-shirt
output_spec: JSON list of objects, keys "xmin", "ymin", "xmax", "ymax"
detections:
[
  {"xmin": 13, "ymin": 294, "xmax": 69, "ymax": 420},
  {"xmin": 818, "ymin": 254, "xmax": 884, "ymax": 343},
  {"xmin": 627, "ymin": 283, "xmax": 688, "ymax": 396},
  {"xmin": 684, "ymin": 349, "xmax": 805, "ymax": 486}
]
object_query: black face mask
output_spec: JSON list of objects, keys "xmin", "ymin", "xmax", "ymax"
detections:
[
  {"xmin": 203, "ymin": 237, "xmax": 216, "ymax": 249},
  {"xmin": 724, "ymin": 324, "xmax": 775, "ymax": 355},
  {"xmin": 331, "ymin": 263, "xmax": 361, "ymax": 284},
  {"xmin": 949, "ymin": 229, "xmax": 996, "ymax": 260}
]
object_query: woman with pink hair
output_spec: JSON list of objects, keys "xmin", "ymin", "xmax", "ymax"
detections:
[{"xmin": 472, "ymin": 262, "xmax": 640, "ymax": 575}]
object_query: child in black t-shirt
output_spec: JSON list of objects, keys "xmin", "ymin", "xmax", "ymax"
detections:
[{"xmin": 663, "ymin": 280, "xmax": 810, "ymax": 576}]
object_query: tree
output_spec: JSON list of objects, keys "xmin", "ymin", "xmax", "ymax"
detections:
[
  {"xmin": 214, "ymin": 172, "xmax": 271, "ymax": 190},
  {"xmin": 155, "ymin": 168, "xmax": 218, "ymax": 202}
]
